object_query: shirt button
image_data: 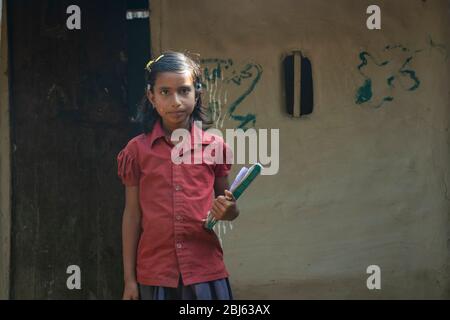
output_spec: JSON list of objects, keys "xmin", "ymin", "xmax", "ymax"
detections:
[
  {"xmin": 176, "ymin": 243, "xmax": 182, "ymax": 249},
  {"xmin": 175, "ymin": 185, "xmax": 182, "ymax": 191},
  {"xmin": 176, "ymin": 215, "xmax": 182, "ymax": 221}
]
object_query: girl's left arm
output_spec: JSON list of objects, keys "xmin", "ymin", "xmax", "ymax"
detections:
[{"xmin": 212, "ymin": 176, "xmax": 240, "ymax": 221}]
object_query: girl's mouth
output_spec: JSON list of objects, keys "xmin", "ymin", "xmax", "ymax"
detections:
[{"xmin": 168, "ymin": 111, "xmax": 186, "ymax": 115}]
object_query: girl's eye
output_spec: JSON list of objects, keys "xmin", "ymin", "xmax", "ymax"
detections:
[
  {"xmin": 180, "ymin": 88, "xmax": 191, "ymax": 95},
  {"xmin": 160, "ymin": 89, "xmax": 169, "ymax": 96}
]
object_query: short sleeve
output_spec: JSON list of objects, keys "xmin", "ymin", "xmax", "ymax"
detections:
[
  {"xmin": 117, "ymin": 141, "xmax": 141, "ymax": 186},
  {"xmin": 214, "ymin": 141, "xmax": 233, "ymax": 177}
]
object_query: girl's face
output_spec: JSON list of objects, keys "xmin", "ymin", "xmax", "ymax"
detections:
[{"xmin": 147, "ymin": 71, "xmax": 196, "ymax": 133}]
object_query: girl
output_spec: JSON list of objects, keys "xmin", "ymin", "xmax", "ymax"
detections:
[{"xmin": 117, "ymin": 51, "xmax": 239, "ymax": 300}]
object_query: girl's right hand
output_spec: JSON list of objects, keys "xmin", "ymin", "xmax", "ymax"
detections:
[{"xmin": 122, "ymin": 281, "xmax": 139, "ymax": 300}]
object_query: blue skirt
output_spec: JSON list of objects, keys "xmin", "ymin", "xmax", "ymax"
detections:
[{"xmin": 138, "ymin": 276, "xmax": 233, "ymax": 300}]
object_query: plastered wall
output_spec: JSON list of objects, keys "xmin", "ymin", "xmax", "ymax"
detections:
[{"xmin": 150, "ymin": 0, "xmax": 450, "ymax": 298}]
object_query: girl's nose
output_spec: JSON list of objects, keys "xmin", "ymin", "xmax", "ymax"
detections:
[{"xmin": 172, "ymin": 94, "xmax": 182, "ymax": 107}]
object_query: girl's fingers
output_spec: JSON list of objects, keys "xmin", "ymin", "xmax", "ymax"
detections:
[
  {"xmin": 212, "ymin": 201, "xmax": 228, "ymax": 220},
  {"xmin": 224, "ymin": 189, "xmax": 235, "ymax": 201},
  {"xmin": 211, "ymin": 207, "xmax": 220, "ymax": 220},
  {"xmin": 213, "ymin": 200, "xmax": 227, "ymax": 212},
  {"xmin": 217, "ymin": 196, "xmax": 231, "ymax": 206},
  {"xmin": 211, "ymin": 207, "xmax": 222, "ymax": 220}
]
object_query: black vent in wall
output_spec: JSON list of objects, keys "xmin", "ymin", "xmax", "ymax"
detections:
[{"xmin": 283, "ymin": 52, "xmax": 314, "ymax": 117}]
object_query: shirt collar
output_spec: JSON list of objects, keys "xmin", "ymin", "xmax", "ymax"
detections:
[{"xmin": 148, "ymin": 118, "xmax": 214, "ymax": 149}]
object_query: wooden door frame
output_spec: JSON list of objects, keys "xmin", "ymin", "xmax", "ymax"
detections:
[{"xmin": 0, "ymin": 0, "xmax": 11, "ymax": 300}]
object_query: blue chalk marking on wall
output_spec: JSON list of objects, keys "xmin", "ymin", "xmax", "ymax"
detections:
[
  {"xmin": 201, "ymin": 58, "xmax": 262, "ymax": 130},
  {"xmin": 355, "ymin": 36, "xmax": 447, "ymax": 108},
  {"xmin": 355, "ymin": 79, "xmax": 372, "ymax": 104}
]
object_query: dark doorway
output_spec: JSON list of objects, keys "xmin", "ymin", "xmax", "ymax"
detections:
[{"xmin": 7, "ymin": 0, "xmax": 150, "ymax": 299}]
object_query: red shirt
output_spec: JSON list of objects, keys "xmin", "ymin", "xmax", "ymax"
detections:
[{"xmin": 117, "ymin": 119, "xmax": 232, "ymax": 287}]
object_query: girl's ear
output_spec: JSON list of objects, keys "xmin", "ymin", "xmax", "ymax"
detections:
[{"xmin": 146, "ymin": 88, "xmax": 155, "ymax": 106}]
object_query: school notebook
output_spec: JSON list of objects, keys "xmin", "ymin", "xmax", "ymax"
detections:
[{"xmin": 204, "ymin": 163, "xmax": 263, "ymax": 230}]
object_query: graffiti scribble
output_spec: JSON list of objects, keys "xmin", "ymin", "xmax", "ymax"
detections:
[
  {"xmin": 355, "ymin": 36, "xmax": 446, "ymax": 108},
  {"xmin": 201, "ymin": 58, "xmax": 262, "ymax": 130}
]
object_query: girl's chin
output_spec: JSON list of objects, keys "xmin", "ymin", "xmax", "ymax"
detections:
[{"xmin": 171, "ymin": 113, "xmax": 187, "ymax": 120}]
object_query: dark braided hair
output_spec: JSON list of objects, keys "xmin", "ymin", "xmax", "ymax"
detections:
[{"xmin": 132, "ymin": 51, "xmax": 212, "ymax": 134}]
